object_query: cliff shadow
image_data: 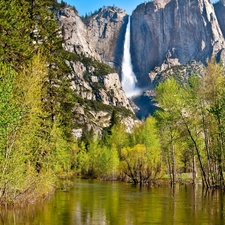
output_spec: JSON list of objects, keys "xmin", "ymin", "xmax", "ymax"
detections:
[{"xmin": 132, "ymin": 94, "xmax": 159, "ymax": 120}]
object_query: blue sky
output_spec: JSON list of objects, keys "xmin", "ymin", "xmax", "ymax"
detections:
[{"xmin": 62, "ymin": 0, "xmax": 218, "ymax": 16}]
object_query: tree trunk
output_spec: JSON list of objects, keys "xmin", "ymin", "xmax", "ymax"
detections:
[
  {"xmin": 181, "ymin": 114, "xmax": 210, "ymax": 188},
  {"xmin": 170, "ymin": 127, "xmax": 176, "ymax": 184},
  {"xmin": 192, "ymin": 154, "xmax": 197, "ymax": 185}
]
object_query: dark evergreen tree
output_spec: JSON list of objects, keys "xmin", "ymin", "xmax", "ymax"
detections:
[
  {"xmin": 110, "ymin": 110, "xmax": 120, "ymax": 128},
  {"xmin": 23, "ymin": 0, "xmax": 77, "ymax": 137},
  {"xmin": 0, "ymin": 0, "xmax": 32, "ymax": 67}
]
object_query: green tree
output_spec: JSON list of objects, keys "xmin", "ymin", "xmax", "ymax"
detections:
[
  {"xmin": 15, "ymin": 52, "xmax": 49, "ymax": 175},
  {"xmin": 0, "ymin": 0, "xmax": 79, "ymax": 205},
  {"xmin": 155, "ymin": 61, "xmax": 225, "ymax": 188},
  {"xmin": 121, "ymin": 144, "xmax": 160, "ymax": 184},
  {"xmin": 200, "ymin": 60, "xmax": 225, "ymax": 186},
  {"xmin": 0, "ymin": 63, "xmax": 25, "ymax": 203},
  {"xmin": 0, "ymin": 0, "xmax": 32, "ymax": 66},
  {"xmin": 108, "ymin": 123, "xmax": 130, "ymax": 157},
  {"xmin": 155, "ymin": 78, "xmax": 184, "ymax": 184},
  {"xmin": 77, "ymin": 139, "xmax": 120, "ymax": 180},
  {"xmin": 120, "ymin": 117, "xmax": 162, "ymax": 185}
]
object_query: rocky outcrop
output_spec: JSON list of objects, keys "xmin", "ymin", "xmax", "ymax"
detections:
[
  {"xmin": 152, "ymin": 60, "xmax": 204, "ymax": 86},
  {"xmin": 131, "ymin": 0, "xmax": 225, "ymax": 87},
  {"xmin": 67, "ymin": 57, "xmax": 135, "ymax": 135},
  {"xmin": 85, "ymin": 7, "xmax": 128, "ymax": 70},
  {"xmin": 57, "ymin": 7, "xmax": 100, "ymax": 60},
  {"xmin": 57, "ymin": 6, "xmax": 137, "ymax": 135},
  {"xmin": 68, "ymin": 60, "xmax": 132, "ymax": 111},
  {"xmin": 132, "ymin": 61, "xmax": 204, "ymax": 119}
]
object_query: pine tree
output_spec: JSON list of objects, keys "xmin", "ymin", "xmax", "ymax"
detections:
[{"xmin": 0, "ymin": 0, "xmax": 32, "ymax": 67}]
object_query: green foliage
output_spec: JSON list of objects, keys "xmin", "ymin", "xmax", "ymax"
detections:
[
  {"xmin": 120, "ymin": 117, "xmax": 162, "ymax": 184},
  {"xmin": 0, "ymin": 63, "xmax": 26, "ymax": 204},
  {"xmin": 77, "ymin": 115, "xmax": 163, "ymax": 184},
  {"xmin": 81, "ymin": 56, "xmax": 115, "ymax": 78},
  {"xmin": 154, "ymin": 60, "xmax": 225, "ymax": 187},
  {"xmin": 133, "ymin": 117, "xmax": 160, "ymax": 151},
  {"xmin": 78, "ymin": 140, "xmax": 120, "ymax": 180},
  {"xmin": 0, "ymin": 0, "xmax": 78, "ymax": 204},
  {"xmin": 109, "ymin": 110, "xmax": 120, "ymax": 128},
  {"xmin": 0, "ymin": 51, "xmax": 79, "ymax": 204},
  {"xmin": 121, "ymin": 144, "xmax": 159, "ymax": 184},
  {"xmin": 0, "ymin": 64, "xmax": 22, "ymax": 140},
  {"xmin": 0, "ymin": 0, "xmax": 32, "ymax": 66},
  {"xmin": 108, "ymin": 123, "xmax": 130, "ymax": 154},
  {"xmin": 50, "ymin": 117, "xmax": 78, "ymax": 176}
]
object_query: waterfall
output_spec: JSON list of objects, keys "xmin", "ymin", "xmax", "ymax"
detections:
[{"xmin": 121, "ymin": 16, "xmax": 141, "ymax": 98}]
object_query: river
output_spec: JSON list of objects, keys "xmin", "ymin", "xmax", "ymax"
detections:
[{"xmin": 1, "ymin": 179, "xmax": 225, "ymax": 225}]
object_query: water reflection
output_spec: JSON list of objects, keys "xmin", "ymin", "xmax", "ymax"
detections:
[{"xmin": 1, "ymin": 179, "xmax": 225, "ymax": 225}]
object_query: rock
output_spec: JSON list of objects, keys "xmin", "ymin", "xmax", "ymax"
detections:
[
  {"xmin": 218, "ymin": 49, "xmax": 225, "ymax": 65},
  {"xmin": 103, "ymin": 73, "xmax": 132, "ymax": 110},
  {"xmin": 57, "ymin": 7, "xmax": 100, "ymax": 60},
  {"xmin": 57, "ymin": 1, "xmax": 225, "ymax": 122},
  {"xmin": 214, "ymin": 0, "xmax": 225, "ymax": 39},
  {"xmin": 85, "ymin": 6, "xmax": 127, "ymax": 70},
  {"xmin": 57, "ymin": 6, "xmax": 127, "ymax": 69},
  {"xmin": 72, "ymin": 128, "xmax": 83, "ymax": 139},
  {"xmin": 67, "ymin": 57, "xmax": 135, "ymax": 136},
  {"xmin": 214, "ymin": 0, "xmax": 225, "ymax": 64},
  {"xmin": 152, "ymin": 60, "xmax": 204, "ymax": 86},
  {"xmin": 131, "ymin": 0, "xmax": 225, "ymax": 88}
]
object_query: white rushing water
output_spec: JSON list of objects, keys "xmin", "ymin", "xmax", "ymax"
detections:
[{"xmin": 121, "ymin": 16, "xmax": 141, "ymax": 98}]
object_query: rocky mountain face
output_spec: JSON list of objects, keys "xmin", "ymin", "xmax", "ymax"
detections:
[
  {"xmin": 68, "ymin": 59, "xmax": 136, "ymax": 137},
  {"xmin": 131, "ymin": 0, "xmax": 225, "ymax": 87},
  {"xmin": 57, "ymin": 7, "xmax": 100, "ymax": 60},
  {"xmin": 57, "ymin": 6, "xmax": 136, "ymax": 136},
  {"xmin": 57, "ymin": 0, "xmax": 225, "ymax": 124},
  {"xmin": 57, "ymin": 6, "xmax": 127, "ymax": 70},
  {"xmin": 214, "ymin": 0, "xmax": 225, "ymax": 63},
  {"xmin": 214, "ymin": 0, "xmax": 225, "ymax": 38},
  {"xmin": 84, "ymin": 7, "xmax": 128, "ymax": 71}
]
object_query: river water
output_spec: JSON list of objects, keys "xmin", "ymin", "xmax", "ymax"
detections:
[{"xmin": 1, "ymin": 179, "xmax": 225, "ymax": 225}]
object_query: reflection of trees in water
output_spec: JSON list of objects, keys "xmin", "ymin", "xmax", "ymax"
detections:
[{"xmin": 2, "ymin": 181, "xmax": 225, "ymax": 225}]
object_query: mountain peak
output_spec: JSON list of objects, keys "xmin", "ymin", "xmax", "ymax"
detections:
[
  {"xmin": 154, "ymin": 0, "xmax": 171, "ymax": 8},
  {"xmin": 99, "ymin": 6, "xmax": 126, "ymax": 13}
]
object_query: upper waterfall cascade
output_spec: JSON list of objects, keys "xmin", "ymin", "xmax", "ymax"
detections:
[{"xmin": 121, "ymin": 16, "xmax": 141, "ymax": 98}]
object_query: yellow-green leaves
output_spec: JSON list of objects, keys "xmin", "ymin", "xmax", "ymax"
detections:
[
  {"xmin": 78, "ymin": 140, "xmax": 120, "ymax": 180},
  {"xmin": 0, "ymin": 63, "xmax": 26, "ymax": 204},
  {"xmin": 121, "ymin": 143, "xmax": 161, "ymax": 184}
]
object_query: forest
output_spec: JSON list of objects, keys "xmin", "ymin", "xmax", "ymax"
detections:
[
  {"xmin": 1, "ymin": 0, "xmax": 225, "ymax": 206},
  {"xmin": 78, "ymin": 59, "xmax": 225, "ymax": 190}
]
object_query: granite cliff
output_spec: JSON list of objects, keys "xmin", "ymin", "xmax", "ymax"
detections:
[
  {"xmin": 57, "ymin": 6, "xmax": 127, "ymax": 70},
  {"xmin": 131, "ymin": 0, "xmax": 225, "ymax": 87},
  {"xmin": 57, "ymin": 6, "xmax": 136, "ymax": 136},
  {"xmin": 214, "ymin": 0, "xmax": 225, "ymax": 38},
  {"xmin": 58, "ymin": 0, "xmax": 225, "ymax": 90},
  {"xmin": 56, "ymin": 0, "xmax": 225, "ymax": 122}
]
